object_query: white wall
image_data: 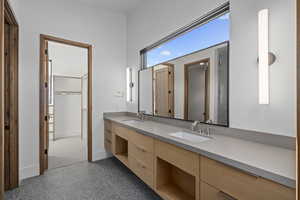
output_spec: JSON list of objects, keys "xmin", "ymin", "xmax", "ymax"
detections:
[
  {"xmin": 13, "ymin": 0, "xmax": 127, "ymax": 179},
  {"xmin": 127, "ymin": 0, "xmax": 296, "ymax": 137},
  {"xmin": 54, "ymin": 77, "xmax": 82, "ymax": 139},
  {"xmin": 230, "ymin": 0, "xmax": 296, "ymax": 136},
  {"xmin": 49, "ymin": 42, "xmax": 88, "ymax": 77}
]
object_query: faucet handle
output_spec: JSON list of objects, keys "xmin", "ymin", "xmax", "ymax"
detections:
[
  {"xmin": 191, "ymin": 121, "xmax": 200, "ymax": 131},
  {"xmin": 137, "ymin": 111, "xmax": 146, "ymax": 120},
  {"xmin": 138, "ymin": 110, "xmax": 146, "ymax": 115},
  {"xmin": 206, "ymin": 127, "xmax": 212, "ymax": 137}
]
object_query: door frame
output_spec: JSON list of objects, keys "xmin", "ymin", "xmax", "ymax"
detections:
[
  {"xmin": 39, "ymin": 34, "xmax": 93, "ymax": 175},
  {"xmin": 297, "ymin": 0, "xmax": 300, "ymax": 198},
  {"xmin": 184, "ymin": 58, "xmax": 210, "ymax": 121},
  {"xmin": 0, "ymin": 0, "xmax": 19, "ymax": 197}
]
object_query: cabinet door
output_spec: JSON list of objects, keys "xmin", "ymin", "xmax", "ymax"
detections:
[
  {"xmin": 201, "ymin": 182, "xmax": 237, "ymax": 200},
  {"xmin": 129, "ymin": 154, "xmax": 154, "ymax": 188},
  {"xmin": 201, "ymin": 156, "xmax": 295, "ymax": 200}
]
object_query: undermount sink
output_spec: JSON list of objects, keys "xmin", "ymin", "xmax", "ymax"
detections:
[
  {"xmin": 169, "ymin": 131, "xmax": 211, "ymax": 143},
  {"xmin": 122, "ymin": 119, "xmax": 143, "ymax": 123}
]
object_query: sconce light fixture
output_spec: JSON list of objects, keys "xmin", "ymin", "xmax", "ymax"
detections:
[
  {"xmin": 126, "ymin": 67, "xmax": 134, "ymax": 102},
  {"xmin": 258, "ymin": 9, "xmax": 276, "ymax": 105}
]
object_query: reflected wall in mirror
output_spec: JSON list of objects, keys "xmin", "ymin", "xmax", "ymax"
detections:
[
  {"xmin": 139, "ymin": 42, "xmax": 229, "ymax": 126},
  {"xmin": 139, "ymin": 69, "xmax": 153, "ymax": 115}
]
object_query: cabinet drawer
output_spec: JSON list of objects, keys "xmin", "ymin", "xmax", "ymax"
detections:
[
  {"xmin": 200, "ymin": 182, "xmax": 237, "ymax": 200},
  {"xmin": 112, "ymin": 124, "xmax": 131, "ymax": 139},
  {"xmin": 253, "ymin": 177, "xmax": 295, "ymax": 200},
  {"xmin": 129, "ymin": 155, "xmax": 154, "ymax": 188},
  {"xmin": 155, "ymin": 140, "xmax": 199, "ymax": 176},
  {"xmin": 104, "ymin": 130, "xmax": 112, "ymax": 142},
  {"xmin": 104, "ymin": 139, "xmax": 112, "ymax": 152},
  {"xmin": 201, "ymin": 156, "xmax": 295, "ymax": 200},
  {"xmin": 129, "ymin": 142, "xmax": 154, "ymax": 171},
  {"xmin": 104, "ymin": 120, "xmax": 112, "ymax": 131},
  {"xmin": 130, "ymin": 131, "xmax": 154, "ymax": 153}
]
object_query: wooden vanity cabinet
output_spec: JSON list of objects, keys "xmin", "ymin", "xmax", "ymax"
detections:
[
  {"xmin": 104, "ymin": 120, "xmax": 295, "ymax": 200},
  {"xmin": 112, "ymin": 123, "xmax": 130, "ymax": 167},
  {"xmin": 110, "ymin": 121, "xmax": 155, "ymax": 187},
  {"xmin": 104, "ymin": 120, "xmax": 112, "ymax": 152},
  {"xmin": 129, "ymin": 130, "xmax": 155, "ymax": 187},
  {"xmin": 200, "ymin": 156, "xmax": 295, "ymax": 200},
  {"xmin": 154, "ymin": 140, "xmax": 200, "ymax": 200}
]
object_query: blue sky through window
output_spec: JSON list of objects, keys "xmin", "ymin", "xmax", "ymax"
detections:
[{"xmin": 146, "ymin": 13, "xmax": 230, "ymax": 67}]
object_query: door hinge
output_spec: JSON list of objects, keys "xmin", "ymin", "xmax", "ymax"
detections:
[
  {"xmin": 45, "ymin": 82, "xmax": 48, "ymax": 88},
  {"xmin": 45, "ymin": 49, "xmax": 48, "ymax": 55},
  {"xmin": 4, "ymin": 124, "xmax": 10, "ymax": 130},
  {"xmin": 45, "ymin": 149, "xmax": 48, "ymax": 155},
  {"xmin": 44, "ymin": 115, "xmax": 48, "ymax": 121}
]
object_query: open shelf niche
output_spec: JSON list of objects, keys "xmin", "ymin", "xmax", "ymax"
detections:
[
  {"xmin": 114, "ymin": 134, "xmax": 129, "ymax": 166},
  {"xmin": 156, "ymin": 157, "xmax": 196, "ymax": 200}
]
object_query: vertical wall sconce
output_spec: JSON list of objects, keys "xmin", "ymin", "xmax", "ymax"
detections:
[
  {"xmin": 126, "ymin": 67, "xmax": 134, "ymax": 102},
  {"xmin": 258, "ymin": 9, "xmax": 276, "ymax": 105}
]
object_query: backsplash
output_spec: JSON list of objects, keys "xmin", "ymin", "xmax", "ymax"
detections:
[{"xmin": 103, "ymin": 112, "xmax": 296, "ymax": 150}]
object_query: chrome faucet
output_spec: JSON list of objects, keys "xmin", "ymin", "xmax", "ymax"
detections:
[
  {"xmin": 191, "ymin": 121, "xmax": 212, "ymax": 138},
  {"xmin": 137, "ymin": 111, "xmax": 146, "ymax": 121},
  {"xmin": 191, "ymin": 121, "xmax": 201, "ymax": 131}
]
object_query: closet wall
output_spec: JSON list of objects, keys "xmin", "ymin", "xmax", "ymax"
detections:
[{"xmin": 54, "ymin": 76, "xmax": 82, "ymax": 139}]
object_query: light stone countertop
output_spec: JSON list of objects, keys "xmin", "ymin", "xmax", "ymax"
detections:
[{"xmin": 104, "ymin": 115, "xmax": 296, "ymax": 188}]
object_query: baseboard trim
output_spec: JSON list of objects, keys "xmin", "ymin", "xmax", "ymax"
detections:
[{"xmin": 92, "ymin": 150, "xmax": 113, "ymax": 162}]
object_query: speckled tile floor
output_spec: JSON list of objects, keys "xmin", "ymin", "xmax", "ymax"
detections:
[{"xmin": 5, "ymin": 158, "xmax": 163, "ymax": 200}]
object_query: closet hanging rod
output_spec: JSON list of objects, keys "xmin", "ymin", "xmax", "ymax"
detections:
[
  {"xmin": 55, "ymin": 91, "xmax": 82, "ymax": 95},
  {"xmin": 54, "ymin": 75, "xmax": 82, "ymax": 79}
]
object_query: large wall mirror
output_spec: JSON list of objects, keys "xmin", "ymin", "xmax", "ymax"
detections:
[{"xmin": 139, "ymin": 4, "xmax": 230, "ymax": 126}]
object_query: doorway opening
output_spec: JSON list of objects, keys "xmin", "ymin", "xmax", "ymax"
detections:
[
  {"xmin": 40, "ymin": 35, "xmax": 92, "ymax": 174},
  {"xmin": 47, "ymin": 42, "xmax": 88, "ymax": 169},
  {"xmin": 184, "ymin": 59, "xmax": 210, "ymax": 122}
]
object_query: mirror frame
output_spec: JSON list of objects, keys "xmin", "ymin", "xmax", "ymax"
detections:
[{"xmin": 138, "ymin": 41, "xmax": 230, "ymax": 127}]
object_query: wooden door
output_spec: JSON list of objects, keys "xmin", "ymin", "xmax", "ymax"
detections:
[
  {"xmin": 0, "ymin": 0, "xmax": 3, "ymax": 196},
  {"xmin": 153, "ymin": 65, "xmax": 174, "ymax": 117},
  {"xmin": 1, "ymin": 0, "xmax": 19, "ymax": 197},
  {"xmin": 4, "ymin": 20, "xmax": 10, "ymax": 191},
  {"xmin": 3, "ymin": 17, "xmax": 18, "ymax": 191}
]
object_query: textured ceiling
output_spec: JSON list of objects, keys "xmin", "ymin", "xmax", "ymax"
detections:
[{"xmin": 77, "ymin": 0, "xmax": 143, "ymax": 13}]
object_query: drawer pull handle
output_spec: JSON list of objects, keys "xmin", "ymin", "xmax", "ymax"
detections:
[
  {"xmin": 219, "ymin": 191, "xmax": 237, "ymax": 200},
  {"xmin": 137, "ymin": 160, "xmax": 147, "ymax": 169},
  {"xmin": 136, "ymin": 145, "xmax": 147, "ymax": 152}
]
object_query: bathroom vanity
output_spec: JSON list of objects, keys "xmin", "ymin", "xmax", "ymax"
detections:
[{"xmin": 103, "ymin": 113, "xmax": 295, "ymax": 200}]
